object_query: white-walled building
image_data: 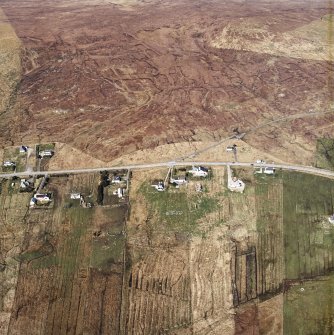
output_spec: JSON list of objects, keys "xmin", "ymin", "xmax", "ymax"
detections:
[{"xmin": 188, "ymin": 166, "xmax": 209, "ymax": 177}]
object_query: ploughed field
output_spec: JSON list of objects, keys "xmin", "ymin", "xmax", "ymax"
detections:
[
  {"xmin": 1, "ymin": 167, "xmax": 334, "ymax": 334},
  {"xmin": 0, "ymin": 0, "xmax": 333, "ymax": 163}
]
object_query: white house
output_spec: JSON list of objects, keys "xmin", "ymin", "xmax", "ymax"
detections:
[
  {"xmin": 111, "ymin": 176, "xmax": 122, "ymax": 184},
  {"xmin": 227, "ymin": 165, "xmax": 245, "ymax": 193},
  {"xmin": 117, "ymin": 188, "xmax": 124, "ymax": 198},
  {"xmin": 39, "ymin": 150, "xmax": 54, "ymax": 158},
  {"xmin": 228, "ymin": 177, "xmax": 245, "ymax": 192},
  {"xmin": 255, "ymin": 167, "xmax": 276, "ymax": 175},
  {"xmin": 226, "ymin": 144, "xmax": 237, "ymax": 152},
  {"xmin": 188, "ymin": 166, "xmax": 208, "ymax": 177},
  {"xmin": 3, "ymin": 161, "xmax": 16, "ymax": 167},
  {"xmin": 70, "ymin": 193, "xmax": 81, "ymax": 199},
  {"xmin": 264, "ymin": 167, "xmax": 275, "ymax": 174},
  {"xmin": 34, "ymin": 193, "xmax": 51, "ymax": 203},
  {"xmin": 170, "ymin": 175, "xmax": 187, "ymax": 185},
  {"xmin": 20, "ymin": 179, "xmax": 29, "ymax": 189}
]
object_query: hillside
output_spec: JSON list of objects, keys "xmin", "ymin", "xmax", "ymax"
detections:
[{"xmin": 0, "ymin": 0, "xmax": 333, "ymax": 165}]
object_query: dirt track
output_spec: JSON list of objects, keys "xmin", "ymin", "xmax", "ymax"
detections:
[{"xmin": 0, "ymin": 0, "xmax": 333, "ymax": 164}]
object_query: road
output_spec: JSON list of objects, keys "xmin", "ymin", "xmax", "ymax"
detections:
[
  {"xmin": 176, "ymin": 108, "xmax": 334, "ymax": 162},
  {"xmin": 2, "ymin": 105, "xmax": 333, "ymax": 180},
  {"xmin": 1, "ymin": 161, "xmax": 334, "ymax": 179}
]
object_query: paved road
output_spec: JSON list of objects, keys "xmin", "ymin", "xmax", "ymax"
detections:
[{"xmin": 1, "ymin": 161, "xmax": 334, "ymax": 179}]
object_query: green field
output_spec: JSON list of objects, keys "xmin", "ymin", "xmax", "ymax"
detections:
[
  {"xmin": 283, "ymin": 172, "xmax": 334, "ymax": 280},
  {"xmin": 28, "ymin": 207, "xmax": 93, "ymax": 271},
  {"xmin": 282, "ymin": 172, "xmax": 334, "ymax": 334},
  {"xmin": 90, "ymin": 207, "xmax": 126, "ymax": 271},
  {"xmin": 2, "ymin": 146, "xmax": 26, "ymax": 172},
  {"xmin": 255, "ymin": 172, "xmax": 284, "ymax": 297},
  {"xmin": 284, "ymin": 275, "xmax": 334, "ymax": 335},
  {"xmin": 140, "ymin": 183, "xmax": 220, "ymax": 236}
]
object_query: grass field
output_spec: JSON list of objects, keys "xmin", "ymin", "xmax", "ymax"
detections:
[
  {"xmin": 23, "ymin": 206, "xmax": 93, "ymax": 272},
  {"xmin": 282, "ymin": 172, "xmax": 334, "ymax": 333},
  {"xmin": 1, "ymin": 147, "xmax": 26, "ymax": 173},
  {"xmin": 90, "ymin": 206, "xmax": 126, "ymax": 271},
  {"xmin": 284, "ymin": 275, "xmax": 334, "ymax": 335},
  {"xmin": 283, "ymin": 172, "xmax": 334, "ymax": 280},
  {"xmin": 5, "ymin": 172, "xmax": 128, "ymax": 334},
  {"xmin": 255, "ymin": 172, "xmax": 284, "ymax": 298},
  {"xmin": 140, "ymin": 182, "xmax": 220, "ymax": 236}
]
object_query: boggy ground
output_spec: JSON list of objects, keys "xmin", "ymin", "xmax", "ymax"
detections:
[{"xmin": 0, "ymin": 0, "xmax": 333, "ymax": 164}]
